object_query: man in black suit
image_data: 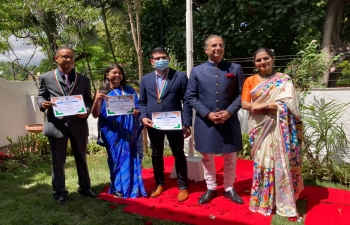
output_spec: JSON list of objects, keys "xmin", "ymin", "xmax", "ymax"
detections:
[
  {"xmin": 37, "ymin": 46, "xmax": 96, "ymax": 204},
  {"xmin": 139, "ymin": 47, "xmax": 192, "ymax": 202}
]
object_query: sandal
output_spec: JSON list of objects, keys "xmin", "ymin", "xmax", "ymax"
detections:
[{"xmin": 113, "ymin": 191, "xmax": 123, "ymax": 198}]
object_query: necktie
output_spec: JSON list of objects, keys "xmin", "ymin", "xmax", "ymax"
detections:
[{"xmin": 64, "ymin": 74, "xmax": 71, "ymax": 88}]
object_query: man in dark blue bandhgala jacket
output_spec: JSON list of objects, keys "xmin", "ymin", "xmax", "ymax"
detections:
[{"xmin": 186, "ymin": 35, "xmax": 245, "ymax": 205}]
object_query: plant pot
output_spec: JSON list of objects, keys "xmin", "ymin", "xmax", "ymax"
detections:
[{"xmin": 25, "ymin": 124, "xmax": 44, "ymax": 134}]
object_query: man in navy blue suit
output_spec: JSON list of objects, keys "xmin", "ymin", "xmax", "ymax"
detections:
[
  {"xmin": 139, "ymin": 47, "xmax": 192, "ymax": 202},
  {"xmin": 186, "ymin": 35, "xmax": 245, "ymax": 205}
]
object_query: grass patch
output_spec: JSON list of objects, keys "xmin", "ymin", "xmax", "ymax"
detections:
[
  {"xmin": 271, "ymin": 199, "xmax": 307, "ymax": 225},
  {"xmin": 0, "ymin": 153, "xmax": 181, "ymax": 225},
  {"xmin": 1, "ymin": 151, "xmax": 349, "ymax": 225}
]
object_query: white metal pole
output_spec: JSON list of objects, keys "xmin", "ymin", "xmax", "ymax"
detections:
[{"xmin": 186, "ymin": 0, "xmax": 194, "ymax": 158}]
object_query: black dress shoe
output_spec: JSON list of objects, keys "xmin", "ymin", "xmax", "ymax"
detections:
[
  {"xmin": 78, "ymin": 189, "xmax": 97, "ymax": 198},
  {"xmin": 198, "ymin": 190, "xmax": 217, "ymax": 205},
  {"xmin": 55, "ymin": 196, "xmax": 67, "ymax": 204},
  {"xmin": 223, "ymin": 189, "xmax": 244, "ymax": 204}
]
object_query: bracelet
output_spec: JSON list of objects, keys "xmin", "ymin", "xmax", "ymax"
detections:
[
  {"xmin": 249, "ymin": 104, "xmax": 252, "ymax": 111},
  {"xmin": 265, "ymin": 102, "xmax": 269, "ymax": 109}
]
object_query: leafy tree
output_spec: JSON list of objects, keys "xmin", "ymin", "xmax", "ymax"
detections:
[
  {"xmin": 83, "ymin": 0, "xmax": 127, "ymax": 64},
  {"xmin": 0, "ymin": 61, "xmax": 36, "ymax": 81},
  {"xmin": 140, "ymin": 0, "xmax": 186, "ymax": 61},
  {"xmin": 140, "ymin": 0, "xmax": 320, "ymax": 62}
]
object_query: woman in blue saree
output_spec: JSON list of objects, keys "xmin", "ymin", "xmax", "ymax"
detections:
[
  {"xmin": 92, "ymin": 63, "xmax": 147, "ymax": 198},
  {"xmin": 241, "ymin": 48, "xmax": 303, "ymax": 218}
]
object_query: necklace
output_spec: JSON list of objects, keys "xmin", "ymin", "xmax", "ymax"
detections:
[
  {"xmin": 110, "ymin": 85, "xmax": 125, "ymax": 96},
  {"xmin": 259, "ymin": 70, "xmax": 276, "ymax": 80},
  {"xmin": 156, "ymin": 72, "xmax": 168, "ymax": 103},
  {"xmin": 54, "ymin": 69, "xmax": 77, "ymax": 95}
]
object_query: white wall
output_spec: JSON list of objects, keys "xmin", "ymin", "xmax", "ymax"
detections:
[
  {"xmin": 1, "ymin": 78, "xmax": 349, "ymax": 152},
  {"xmin": 0, "ymin": 78, "xmax": 44, "ymax": 147},
  {"xmin": 237, "ymin": 87, "xmax": 350, "ymax": 136},
  {"xmin": 304, "ymin": 88, "xmax": 350, "ymax": 140}
]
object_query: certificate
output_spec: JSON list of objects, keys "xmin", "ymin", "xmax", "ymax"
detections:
[
  {"xmin": 152, "ymin": 111, "xmax": 182, "ymax": 130},
  {"xmin": 106, "ymin": 95, "xmax": 135, "ymax": 116},
  {"xmin": 51, "ymin": 95, "xmax": 87, "ymax": 117}
]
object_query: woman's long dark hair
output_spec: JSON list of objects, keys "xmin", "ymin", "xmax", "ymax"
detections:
[{"xmin": 98, "ymin": 63, "xmax": 127, "ymax": 94}]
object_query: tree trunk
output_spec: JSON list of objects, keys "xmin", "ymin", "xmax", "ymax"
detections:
[
  {"xmin": 126, "ymin": 0, "xmax": 148, "ymax": 153},
  {"xmin": 322, "ymin": 0, "xmax": 350, "ymax": 84},
  {"xmin": 136, "ymin": 0, "xmax": 143, "ymax": 82},
  {"xmin": 101, "ymin": 3, "xmax": 117, "ymax": 64},
  {"xmin": 78, "ymin": 29, "xmax": 96, "ymax": 91},
  {"xmin": 39, "ymin": 11, "xmax": 58, "ymax": 65},
  {"xmin": 322, "ymin": 0, "xmax": 350, "ymax": 49}
]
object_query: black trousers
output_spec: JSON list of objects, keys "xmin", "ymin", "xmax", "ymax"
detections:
[
  {"xmin": 147, "ymin": 128, "xmax": 188, "ymax": 189},
  {"xmin": 48, "ymin": 131, "xmax": 91, "ymax": 199}
]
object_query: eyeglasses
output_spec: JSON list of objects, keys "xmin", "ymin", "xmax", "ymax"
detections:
[
  {"xmin": 58, "ymin": 55, "xmax": 75, "ymax": 60},
  {"xmin": 153, "ymin": 56, "xmax": 168, "ymax": 60}
]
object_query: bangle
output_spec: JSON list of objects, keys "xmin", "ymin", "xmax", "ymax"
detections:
[{"xmin": 265, "ymin": 102, "xmax": 269, "ymax": 109}]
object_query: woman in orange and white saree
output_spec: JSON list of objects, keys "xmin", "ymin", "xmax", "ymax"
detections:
[{"xmin": 241, "ymin": 48, "xmax": 304, "ymax": 218}]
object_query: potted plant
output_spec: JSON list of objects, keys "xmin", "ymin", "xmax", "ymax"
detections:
[
  {"xmin": 25, "ymin": 72, "xmax": 45, "ymax": 134},
  {"xmin": 25, "ymin": 124, "xmax": 44, "ymax": 134}
]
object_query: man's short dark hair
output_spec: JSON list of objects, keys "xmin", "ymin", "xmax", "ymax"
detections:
[
  {"xmin": 54, "ymin": 46, "xmax": 75, "ymax": 56},
  {"xmin": 150, "ymin": 47, "xmax": 169, "ymax": 59}
]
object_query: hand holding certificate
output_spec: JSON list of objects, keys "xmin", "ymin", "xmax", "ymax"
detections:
[
  {"xmin": 51, "ymin": 95, "xmax": 87, "ymax": 117},
  {"xmin": 105, "ymin": 95, "xmax": 135, "ymax": 116},
  {"xmin": 152, "ymin": 111, "xmax": 182, "ymax": 130}
]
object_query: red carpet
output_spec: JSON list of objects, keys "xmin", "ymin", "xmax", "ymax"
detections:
[
  {"xmin": 98, "ymin": 156, "xmax": 350, "ymax": 225},
  {"xmin": 301, "ymin": 186, "xmax": 350, "ymax": 225},
  {"xmin": 99, "ymin": 157, "xmax": 271, "ymax": 225}
]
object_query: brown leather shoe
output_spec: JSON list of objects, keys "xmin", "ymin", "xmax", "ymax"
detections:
[
  {"xmin": 177, "ymin": 189, "xmax": 189, "ymax": 202},
  {"xmin": 150, "ymin": 186, "xmax": 164, "ymax": 198}
]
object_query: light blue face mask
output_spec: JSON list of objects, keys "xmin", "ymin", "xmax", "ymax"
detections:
[{"xmin": 155, "ymin": 59, "xmax": 169, "ymax": 70}]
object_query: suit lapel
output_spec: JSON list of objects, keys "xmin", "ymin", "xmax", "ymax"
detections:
[
  {"xmin": 53, "ymin": 69, "xmax": 79, "ymax": 96},
  {"xmin": 161, "ymin": 69, "xmax": 177, "ymax": 99},
  {"xmin": 149, "ymin": 71, "xmax": 157, "ymax": 97},
  {"xmin": 56, "ymin": 72, "xmax": 66, "ymax": 87},
  {"xmin": 53, "ymin": 69, "xmax": 68, "ymax": 95}
]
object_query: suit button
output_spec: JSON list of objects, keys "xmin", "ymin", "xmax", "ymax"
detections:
[
  {"xmin": 216, "ymin": 100, "xmax": 219, "ymax": 102},
  {"xmin": 215, "ymin": 67, "xmax": 218, "ymax": 70},
  {"xmin": 216, "ymin": 108, "xmax": 219, "ymax": 111},
  {"xmin": 215, "ymin": 75, "xmax": 218, "ymax": 78},
  {"xmin": 216, "ymin": 83, "xmax": 218, "ymax": 86},
  {"xmin": 216, "ymin": 92, "xmax": 219, "ymax": 94}
]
